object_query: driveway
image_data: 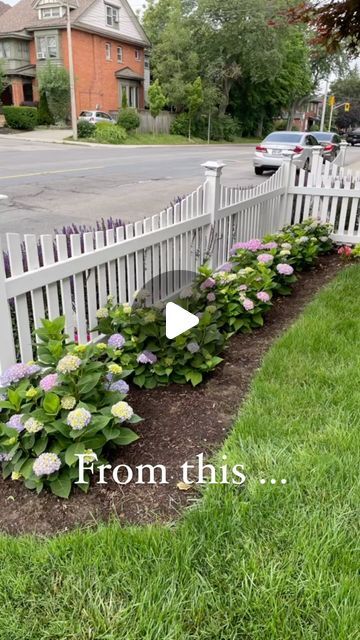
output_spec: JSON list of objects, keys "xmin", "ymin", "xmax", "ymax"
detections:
[{"xmin": 0, "ymin": 138, "xmax": 359, "ymax": 236}]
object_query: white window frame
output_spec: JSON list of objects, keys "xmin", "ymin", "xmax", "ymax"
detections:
[
  {"xmin": 105, "ymin": 3, "xmax": 120, "ymax": 29},
  {"xmin": 36, "ymin": 35, "xmax": 58, "ymax": 59},
  {"xmin": 39, "ymin": 6, "xmax": 63, "ymax": 20},
  {"xmin": 117, "ymin": 46, "xmax": 123, "ymax": 63},
  {"xmin": 0, "ymin": 41, "xmax": 11, "ymax": 59},
  {"xmin": 105, "ymin": 42, "xmax": 112, "ymax": 60},
  {"xmin": 135, "ymin": 49, "xmax": 141, "ymax": 61}
]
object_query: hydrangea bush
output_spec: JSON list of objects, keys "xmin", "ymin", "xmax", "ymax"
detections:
[
  {"xmin": 96, "ymin": 219, "xmax": 334, "ymax": 387},
  {"xmin": 0, "ymin": 320, "xmax": 141, "ymax": 498}
]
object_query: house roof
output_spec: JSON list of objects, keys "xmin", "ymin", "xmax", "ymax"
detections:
[
  {"xmin": 0, "ymin": 1, "xmax": 9, "ymax": 17},
  {"xmin": 0, "ymin": 0, "xmax": 150, "ymax": 45}
]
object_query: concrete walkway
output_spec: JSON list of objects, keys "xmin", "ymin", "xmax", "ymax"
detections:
[{"xmin": 6, "ymin": 128, "xmax": 72, "ymax": 143}]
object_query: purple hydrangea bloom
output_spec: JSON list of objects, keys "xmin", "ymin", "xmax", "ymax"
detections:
[
  {"xmin": 0, "ymin": 363, "xmax": 41, "ymax": 387},
  {"xmin": 256, "ymin": 291, "xmax": 271, "ymax": 303},
  {"xmin": 7, "ymin": 414, "xmax": 24, "ymax": 433},
  {"xmin": 109, "ymin": 380, "xmax": 130, "ymax": 394},
  {"xmin": 200, "ymin": 277, "xmax": 216, "ymax": 290},
  {"xmin": 276, "ymin": 263, "xmax": 294, "ymax": 276},
  {"xmin": 33, "ymin": 453, "xmax": 61, "ymax": 477},
  {"xmin": 230, "ymin": 239, "xmax": 263, "ymax": 255},
  {"xmin": 217, "ymin": 262, "xmax": 232, "ymax": 273},
  {"xmin": 40, "ymin": 373, "xmax": 58, "ymax": 392},
  {"xmin": 207, "ymin": 292, "xmax": 216, "ymax": 302},
  {"xmin": 137, "ymin": 351, "xmax": 157, "ymax": 365},
  {"xmin": 108, "ymin": 333, "xmax": 126, "ymax": 349},
  {"xmin": 187, "ymin": 341, "xmax": 200, "ymax": 354},
  {"xmin": 257, "ymin": 253, "xmax": 274, "ymax": 264},
  {"xmin": 242, "ymin": 298, "xmax": 255, "ymax": 311}
]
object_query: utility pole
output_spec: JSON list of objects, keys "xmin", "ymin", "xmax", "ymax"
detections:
[
  {"xmin": 66, "ymin": 2, "xmax": 78, "ymax": 140},
  {"xmin": 320, "ymin": 80, "xmax": 329, "ymax": 131}
]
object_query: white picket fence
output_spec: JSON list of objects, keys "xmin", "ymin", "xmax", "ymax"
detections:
[{"xmin": 0, "ymin": 147, "xmax": 359, "ymax": 372}]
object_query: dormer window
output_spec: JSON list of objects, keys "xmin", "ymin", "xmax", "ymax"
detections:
[
  {"xmin": 105, "ymin": 3, "xmax": 120, "ymax": 28},
  {"xmin": 39, "ymin": 6, "xmax": 64, "ymax": 19}
]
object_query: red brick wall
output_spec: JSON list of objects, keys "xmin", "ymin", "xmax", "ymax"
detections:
[{"xmin": 61, "ymin": 29, "xmax": 145, "ymax": 113}]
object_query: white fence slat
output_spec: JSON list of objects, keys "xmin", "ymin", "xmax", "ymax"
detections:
[
  {"xmin": 83, "ymin": 232, "xmax": 98, "ymax": 340},
  {"xmin": 134, "ymin": 220, "xmax": 145, "ymax": 295},
  {"xmin": 116, "ymin": 226, "xmax": 127, "ymax": 303},
  {"xmin": 40, "ymin": 234, "xmax": 60, "ymax": 319},
  {"xmin": 70, "ymin": 235, "xmax": 88, "ymax": 344},
  {"xmin": 7, "ymin": 233, "xmax": 33, "ymax": 362},
  {"xmin": 143, "ymin": 218, "xmax": 152, "ymax": 299},
  {"xmin": 105, "ymin": 228, "xmax": 117, "ymax": 302},
  {"xmin": 95, "ymin": 231, "xmax": 107, "ymax": 307},
  {"xmin": 24, "ymin": 234, "xmax": 45, "ymax": 332},
  {"xmin": 125, "ymin": 223, "xmax": 136, "ymax": 302},
  {"xmin": 151, "ymin": 215, "xmax": 160, "ymax": 301},
  {"xmin": 0, "ymin": 237, "xmax": 17, "ymax": 369},
  {"xmin": 56, "ymin": 235, "xmax": 75, "ymax": 341},
  {"xmin": 159, "ymin": 211, "xmax": 168, "ymax": 298}
]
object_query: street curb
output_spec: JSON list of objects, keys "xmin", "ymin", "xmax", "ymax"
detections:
[{"xmin": 2, "ymin": 135, "xmax": 257, "ymax": 149}]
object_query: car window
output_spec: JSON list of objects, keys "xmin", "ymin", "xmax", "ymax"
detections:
[
  {"xmin": 264, "ymin": 132, "xmax": 302, "ymax": 143},
  {"xmin": 304, "ymin": 136, "xmax": 314, "ymax": 146},
  {"xmin": 99, "ymin": 113, "xmax": 111, "ymax": 120},
  {"xmin": 334, "ymin": 135, "xmax": 341, "ymax": 143},
  {"xmin": 313, "ymin": 133, "xmax": 332, "ymax": 142},
  {"xmin": 80, "ymin": 111, "xmax": 93, "ymax": 117}
]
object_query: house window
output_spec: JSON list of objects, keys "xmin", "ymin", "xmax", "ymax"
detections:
[
  {"xmin": 0, "ymin": 41, "xmax": 11, "ymax": 59},
  {"xmin": 36, "ymin": 35, "xmax": 58, "ymax": 59},
  {"xmin": 117, "ymin": 46, "xmax": 123, "ymax": 63},
  {"xmin": 135, "ymin": 49, "xmax": 141, "ymax": 61},
  {"xmin": 105, "ymin": 3, "xmax": 120, "ymax": 28},
  {"xmin": 39, "ymin": 7, "xmax": 62, "ymax": 19},
  {"xmin": 16, "ymin": 41, "xmax": 29, "ymax": 60},
  {"xmin": 105, "ymin": 42, "xmax": 112, "ymax": 60}
]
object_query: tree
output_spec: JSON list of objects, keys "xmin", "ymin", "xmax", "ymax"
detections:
[
  {"xmin": 148, "ymin": 79, "xmax": 167, "ymax": 133},
  {"xmin": 143, "ymin": 0, "xmax": 199, "ymax": 111},
  {"xmin": 0, "ymin": 61, "xmax": 8, "ymax": 104},
  {"xmin": 38, "ymin": 63, "xmax": 70, "ymax": 123},
  {"xmin": 331, "ymin": 69, "xmax": 360, "ymax": 129},
  {"xmin": 37, "ymin": 91, "xmax": 54, "ymax": 126},
  {"xmin": 288, "ymin": 0, "xmax": 360, "ymax": 54},
  {"xmin": 186, "ymin": 76, "xmax": 203, "ymax": 139}
]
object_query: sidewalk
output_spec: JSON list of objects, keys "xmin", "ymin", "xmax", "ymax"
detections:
[{"xmin": 5, "ymin": 128, "xmax": 72, "ymax": 143}]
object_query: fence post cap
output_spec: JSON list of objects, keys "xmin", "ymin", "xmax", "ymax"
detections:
[
  {"xmin": 340, "ymin": 140, "xmax": 348, "ymax": 147},
  {"xmin": 281, "ymin": 150, "xmax": 295, "ymax": 160},
  {"xmin": 202, "ymin": 160, "xmax": 226, "ymax": 176}
]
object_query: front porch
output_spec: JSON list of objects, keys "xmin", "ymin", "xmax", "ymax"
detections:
[{"xmin": 1, "ymin": 66, "xmax": 38, "ymax": 106}]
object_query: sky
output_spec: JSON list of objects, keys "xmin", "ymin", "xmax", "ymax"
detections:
[{"xmin": 6, "ymin": 0, "xmax": 147, "ymax": 12}]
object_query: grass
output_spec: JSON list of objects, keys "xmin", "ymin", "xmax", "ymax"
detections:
[
  {"xmin": 1, "ymin": 265, "xmax": 359, "ymax": 639},
  {"xmin": 69, "ymin": 132, "xmax": 261, "ymax": 145}
]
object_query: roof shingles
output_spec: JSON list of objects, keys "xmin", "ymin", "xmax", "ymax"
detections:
[{"xmin": 0, "ymin": 0, "xmax": 94, "ymax": 34}]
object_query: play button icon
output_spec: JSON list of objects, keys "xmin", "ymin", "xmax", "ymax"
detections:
[{"xmin": 166, "ymin": 302, "xmax": 199, "ymax": 340}]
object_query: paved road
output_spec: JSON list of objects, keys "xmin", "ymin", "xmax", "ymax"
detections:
[{"xmin": 0, "ymin": 138, "xmax": 359, "ymax": 236}]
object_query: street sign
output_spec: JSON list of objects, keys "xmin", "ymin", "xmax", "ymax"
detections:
[
  {"xmin": 329, "ymin": 95, "xmax": 335, "ymax": 107},
  {"xmin": 345, "ymin": 103, "xmax": 351, "ymax": 112}
]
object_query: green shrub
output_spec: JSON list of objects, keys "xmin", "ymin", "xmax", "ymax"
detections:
[
  {"xmin": 94, "ymin": 122, "xmax": 127, "ymax": 144},
  {"xmin": 170, "ymin": 112, "xmax": 189, "ymax": 137},
  {"xmin": 117, "ymin": 108, "xmax": 140, "ymax": 132},
  {"xmin": 77, "ymin": 119, "xmax": 96, "ymax": 139},
  {"xmin": 3, "ymin": 106, "xmax": 38, "ymax": 130},
  {"xmin": 273, "ymin": 119, "xmax": 287, "ymax": 131},
  {"xmin": 0, "ymin": 318, "xmax": 141, "ymax": 498},
  {"xmin": 37, "ymin": 92, "xmax": 54, "ymax": 126}
]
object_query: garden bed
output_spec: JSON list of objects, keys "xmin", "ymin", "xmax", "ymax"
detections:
[{"xmin": 0, "ymin": 252, "xmax": 343, "ymax": 536}]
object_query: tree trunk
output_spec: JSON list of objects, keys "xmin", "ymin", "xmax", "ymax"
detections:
[{"xmin": 219, "ymin": 78, "xmax": 232, "ymax": 117}]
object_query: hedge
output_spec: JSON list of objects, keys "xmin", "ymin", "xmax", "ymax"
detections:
[{"xmin": 3, "ymin": 106, "xmax": 38, "ymax": 130}]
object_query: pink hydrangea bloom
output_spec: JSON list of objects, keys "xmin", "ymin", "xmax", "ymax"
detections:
[
  {"xmin": 262, "ymin": 242, "xmax": 278, "ymax": 250},
  {"xmin": 257, "ymin": 253, "xmax": 274, "ymax": 264},
  {"xmin": 242, "ymin": 298, "xmax": 254, "ymax": 311},
  {"xmin": 256, "ymin": 291, "xmax": 271, "ymax": 303},
  {"xmin": 276, "ymin": 263, "xmax": 294, "ymax": 276},
  {"xmin": 230, "ymin": 239, "xmax": 263, "ymax": 255},
  {"xmin": 207, "ymin": 292, "xmax": 216, "ymax": 302},
  {"xmin": 238, "ymin": 284, "xmax": 248, "ymax": 292},
  {"xmin": 40, "ymin": 373, "xmax": 58, "ymax": 392}
]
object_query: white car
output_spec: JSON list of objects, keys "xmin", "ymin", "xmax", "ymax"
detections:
[
  {"xmin": 253, "ymin": 131, "xmax": 321, "ymax": 175},
  {"xmin": 78, "ymin": 110, "xmax": 116, "ymax": 124}
]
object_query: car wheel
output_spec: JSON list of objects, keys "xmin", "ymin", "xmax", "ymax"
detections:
[
  {"xmin": 255, "ymin": 167, "xmax": 263, "ymax": 175},
  {"xmin": 303, "ymin": 159, "xmax": 310, "ymax": 172},
  {"xmin": 351, "ymin": 142, "xmax": 355, "ymax": 146}
]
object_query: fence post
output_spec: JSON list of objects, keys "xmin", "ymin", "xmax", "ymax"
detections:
[
  {"xmin": 202, "ymin": 160, "xmax": 225, "ymax": 269},
  {"xmin": 310, "ymin": 146, "xmax": 323, "ymax": 185},
  {"xmin": 280, "ymin": 151, "xmax": 295, "ymax": 227},
  {"xmin": 336, "ymin": 140, "xmax": 348, "ymax": 168},
  {"xmin": 0, "ymin": 241, "xmax": 16, "ymax": 372}
]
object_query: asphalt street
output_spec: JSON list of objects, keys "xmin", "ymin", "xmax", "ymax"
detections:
[{"xmin": 0, "ymin": 137, "xmax": 359, "ymax": 236}]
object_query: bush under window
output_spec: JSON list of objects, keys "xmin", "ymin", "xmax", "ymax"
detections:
[
  {"xmin": 117, "ymin": 108, "xmax": 140, "ymax": 132},
  {"xmin": 3, "ymin": 106, "xmax": 38, "ymax": 130}
]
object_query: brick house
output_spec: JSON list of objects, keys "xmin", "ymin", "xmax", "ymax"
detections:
[{"xmin": 0, "ymin": 0, "xmax": 150, "ymax": 112}]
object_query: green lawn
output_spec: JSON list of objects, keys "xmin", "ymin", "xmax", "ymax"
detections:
[
  {"xmin": 1, "ymin": 265, "xmax": 359, "ymax": 640},
  {"xmin": 69, "ymin": 132, "xmax": 261, "ymax": 145}
]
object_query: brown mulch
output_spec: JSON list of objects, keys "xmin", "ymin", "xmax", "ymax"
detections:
[{"xmin": 0, "ymin": 253, "xmax": 343, "ymax": 536}]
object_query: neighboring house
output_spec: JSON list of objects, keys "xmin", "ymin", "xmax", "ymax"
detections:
[
  {"xmin": 292, "ymin": 97, "xmax": 323, "ymax": 131},
  {"xmin": 0, "ymin": 0, "xmax": 150, "ymax": 112}
]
